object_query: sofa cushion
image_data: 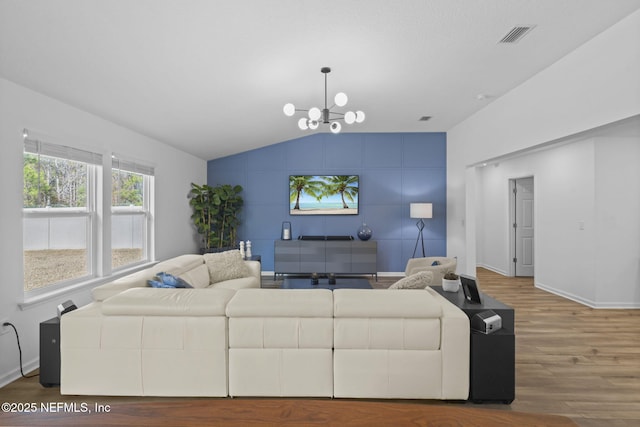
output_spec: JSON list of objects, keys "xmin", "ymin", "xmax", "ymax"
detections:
[
  {"xmin": 210, "ymin": 276, "xmax": 260, "ymax": 290},
  {"xmin": 334, "ymin": 289, "xmax": 442, "ymax": 318},
  {"xmin": 204, "ymin": 250, "xmax": 250, "ymax": 284},
  {"xmin": 388, "ymin": 271, "xmax": 432, "ymax": 289},
  {"xmin": 153, "ymin": 254, "xmax": 204, "ymax": 276},
  {"xmin": 179, "ymin": 263, "xmax": 210, "ymax": 288},
  {"xmin": 226, "ymin": 289, "xmax": 333, "ymax": 318},
  {"xmin": 92, "ymin": 268, "xmax": 156, "ymax": 301},
  {"xmin": 102, "ymin": 288, "xmax": 236, "ymax": 316}
]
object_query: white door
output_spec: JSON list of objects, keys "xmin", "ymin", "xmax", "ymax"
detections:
[{"xmin": 514, "ymin": 177, "xmax": 534, "ymax": 277}]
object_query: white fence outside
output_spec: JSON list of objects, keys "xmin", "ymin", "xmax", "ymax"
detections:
[{"xmin": 24, "ymin": 212, "xmax": 145, "ymax": 250}]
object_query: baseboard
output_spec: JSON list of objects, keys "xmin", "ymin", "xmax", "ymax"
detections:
[
  {"xmin": 0, "ymin": 357, "xmax": 39, "ymax": 388},
  {"xmin": 377, "ymin": 272, "xmax": 405, "ymax": 277},
  {"xmin": 535, "ymin": 282, "xmax": 640, "ymax": 309},
  {"xmin": 476, "ymin": 263, "xmax": 509, "ymax": 276}
]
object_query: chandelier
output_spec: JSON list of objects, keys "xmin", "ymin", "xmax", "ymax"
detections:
[{"xmin": 283, "ymin": 67, "xmax": 365, "ymax": 134}]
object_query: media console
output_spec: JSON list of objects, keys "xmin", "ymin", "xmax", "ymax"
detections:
[{"xmin": 274, "ymin": 239, "xmax": 377, "ymax": 279}]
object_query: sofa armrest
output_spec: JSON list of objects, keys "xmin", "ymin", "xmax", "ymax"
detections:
[
  {"xmin": 425, "ymin": 287, "xmax": 470, "ymax": 399},
  {"xmin": 244, "ymin": 260, "xmax": 261, "ymax": 280}
]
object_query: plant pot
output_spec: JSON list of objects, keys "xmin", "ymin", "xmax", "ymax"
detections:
[{"xmin": 442, "ymin": 278, "xmax": 460, "ymax": 292}]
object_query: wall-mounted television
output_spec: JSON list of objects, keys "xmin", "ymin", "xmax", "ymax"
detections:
[{"xmin": 289, "ymin": 175, "xmax": 359, "ymax": 215}]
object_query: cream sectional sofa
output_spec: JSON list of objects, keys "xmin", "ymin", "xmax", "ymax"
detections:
[{"xmin": 61, "ymin": 254, "xmax": 470, "ymax": 400}]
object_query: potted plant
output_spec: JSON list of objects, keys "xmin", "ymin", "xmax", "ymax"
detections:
[
  {"xmin": 188, "ymin": 183, "xmax": 243, "ymax": 253},
  {"xmin": 442, "ymin": 272, "xmax": 460, "ymax": 292}
]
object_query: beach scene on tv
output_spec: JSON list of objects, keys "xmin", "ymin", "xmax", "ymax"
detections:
[{"xmin": 290, "ymin": 175, "xmax": 359, "ymax": 215}]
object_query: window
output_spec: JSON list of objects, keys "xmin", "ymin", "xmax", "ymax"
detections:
[
  {"xmin": 23, "ymin": 138, "xmax": 101, "ymax": 295},
  {"xmin": 22, "ymin": 133, "xmax": 156, "ymax": 297},
  {"xmin": 111, "ymin": 156, "xmax": 154, "ymax": 270}
]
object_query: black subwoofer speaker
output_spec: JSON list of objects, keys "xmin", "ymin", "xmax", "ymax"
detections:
[{"xmin": 39, "ymin": 316, "xmax": 60, "ymax": 387}]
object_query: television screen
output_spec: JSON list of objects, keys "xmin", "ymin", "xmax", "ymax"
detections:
[{"xmin": 289, "ymin": 175, "xmax": 359, "ymax": 215}]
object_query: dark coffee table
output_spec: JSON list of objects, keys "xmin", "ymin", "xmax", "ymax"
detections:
[{"xmin": 281, "ymin": 277, "xmax": 372, "ymax": 290}]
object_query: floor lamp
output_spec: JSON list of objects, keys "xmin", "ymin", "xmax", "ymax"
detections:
[{"xmin": 410, "ymin": 203, "xmax": 433, "ymax": 258}]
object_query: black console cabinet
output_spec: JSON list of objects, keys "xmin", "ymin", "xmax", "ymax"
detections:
[
  {"xmin": 39, "ymin": 316, "xmax": 60, "ymax": 387},
  {"xmin": 432, "ymin": 286, "xmax": 515, "ymax": 403}
]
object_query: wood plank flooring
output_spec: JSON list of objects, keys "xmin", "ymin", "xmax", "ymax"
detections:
[
  {"xmin": 1, "ymin": 268, "xmax": 638, "ymax": 426},
  {"xmin": 0, "ymin": 399, "xmax": 577, "ymax": 427},
  {"xmin": 470, "ymin": 268, "xmax": 640, "ymax": 427}
]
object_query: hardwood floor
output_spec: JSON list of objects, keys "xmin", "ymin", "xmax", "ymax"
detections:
[
  {"xmin": 471, "ymin": 268, "xmax": 640, "ymax": 427},
  {"xmin": 0, "ymin": 268, "xmax": 638, "ymax": 426},
  {"xmin": 0, "ymin": 398, "xmax": 577, "ymax": 426}
]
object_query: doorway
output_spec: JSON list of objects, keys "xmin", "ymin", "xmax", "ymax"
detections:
[{"xmin": 509, "ymin": 177, "xmax": 534, "ymax": 277}]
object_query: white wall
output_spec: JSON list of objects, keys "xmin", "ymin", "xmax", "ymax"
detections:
[
  {"xmin": 448, "ymin": 9, "xmax": 640, "ymax": 278},
  {"xmin": 0, "ymin": 78, "xmax": 206, "ymax": 386},
  {"xmin": 594, "ymin": 136, "xmax": 640, "ymax": 306},
  {"xmin": 474, "ymin": 124, "xmax": 640, "ymax": 308},
  {"xmin": 476, "ymin": 138, "xmax": 599, "ymax": 305}
]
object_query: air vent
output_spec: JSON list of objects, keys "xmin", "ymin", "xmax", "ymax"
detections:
[
  {"xmin": 499, "ymin": 26, "xmax": 535, "ymax": 43},
  {"xmin": 418, "ymin": 116, "xmax": 432, "ymax": 122}
]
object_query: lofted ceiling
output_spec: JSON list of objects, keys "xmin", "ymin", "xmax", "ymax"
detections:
[{"xmin": 2, "ymin": 0, "xmax": 640, "ymax": 160}]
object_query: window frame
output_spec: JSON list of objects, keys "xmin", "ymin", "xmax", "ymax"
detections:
[
  {"xmin": 22, "ymin": 139, "xmax": 101, "ymax": 298},
  {"xmin": 110, "ymin": 155, "xmax": 155, "ymax": 272},
  {"xmin": 22, "ymin": 131, "xmax": 159, "ymax": 301}
]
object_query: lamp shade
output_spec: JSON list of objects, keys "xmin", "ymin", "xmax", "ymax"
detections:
[{"xmin": 410, "ymin": 203, "xmax": 433, "ymax": 219}]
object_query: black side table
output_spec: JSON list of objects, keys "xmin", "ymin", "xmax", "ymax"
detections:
[
  {"xmin": 432, "ymin": 286, "xmax": 515, "ymax": 403},
  {"xmin": 39, "ymin": 316, "xmax": 60, "ymax": 387}
]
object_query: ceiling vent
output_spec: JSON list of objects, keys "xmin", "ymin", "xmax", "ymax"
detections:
[
  {"xmin": 499, "ymin": 26, "xmax": 535, "ymax": 43},
  {"xmin": 418, "ymin": 116, "xmax": 432, "ymax": 122}
]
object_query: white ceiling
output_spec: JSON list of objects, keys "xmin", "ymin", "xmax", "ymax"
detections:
[{"xmin": 2, "ymin": 0, "xmax": 639, "ymax": 160}]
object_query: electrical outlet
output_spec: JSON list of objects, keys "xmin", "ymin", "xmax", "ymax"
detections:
[{"xmin": 0, "ymin": 320, "xmax": 11, "ymax": 336}]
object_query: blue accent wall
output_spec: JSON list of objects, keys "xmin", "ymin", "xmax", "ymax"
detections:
[{"xmin": 207, "ymin": 132, "xmax": 446, "ymax": 272}]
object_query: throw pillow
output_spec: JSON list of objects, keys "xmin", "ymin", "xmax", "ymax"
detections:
[
  {"xmin": 156, "ymin": 272, "xmax": 193, "ymax": 288},
  {"xmin": 203, "ymin": 250, "xmax": 250, "ymax": 284},
  {"xmin": 388, "ymin": 271, "xmax": 432, "ymax": 289},
  {"xmin": 148, "ymin": 279, "xmax": 174, "ymax": 288}
]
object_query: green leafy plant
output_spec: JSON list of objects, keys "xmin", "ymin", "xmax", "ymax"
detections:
[
  {"xmin": 443, "ymin": 272, "xmax": 459, "ymax": 280},
  {"xmin": 188, "ymin": 183, "xmax": 243, "ymax": 251}
]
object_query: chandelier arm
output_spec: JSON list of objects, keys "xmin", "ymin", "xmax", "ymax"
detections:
[{"xmin": 328, "ymin": 111, "xmax": 345, "ymax": 116}]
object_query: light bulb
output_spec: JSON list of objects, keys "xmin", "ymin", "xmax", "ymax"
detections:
[
  {"xmin": 334, "ymin": 92, "xmax": 348, "ymax": 107},
  {"xmin": 344, "ymin": 111, "xmax": 356, "ymax": 124},
  {"xmin": 330, "ymin": 122, "xmax": 342, "ymax": 134},
  {"xmin": 298, "ymin": 118, "xmax": 309, "ymax": 130},
  {"xmin": 283, "ymin": 103, "xmax": 295, "ymax": 117},
  {"xmin": 308, "ymin": 120, "xmax": 319, "ymax": 130},
  {"xmin": 355, "ymin": 111, "xmax": 366, "ymax": 123},
  {"xmin": 308, "ymin": 107, "xmax": 321, "ymax": 121}
]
